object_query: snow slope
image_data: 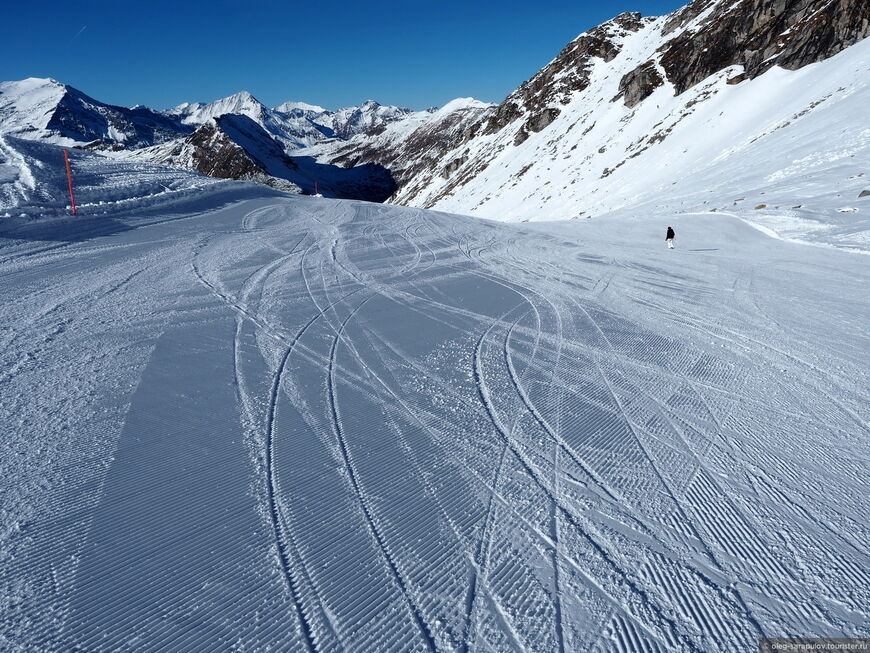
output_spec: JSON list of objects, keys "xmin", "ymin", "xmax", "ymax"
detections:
[
  {"xmin": 0, "ymin": 134, "xmax": 275, "ymax": 219},
  {"xmin": 421, "ymin": 34, "xmax": 870, "ymax": 250},
  {"xmin": 295, "ymin": 8, "xmax": 868, "ymax": 250},
  {"xmin": 2, "ymin": 190, "xmax": 867, "ymax": 651}
]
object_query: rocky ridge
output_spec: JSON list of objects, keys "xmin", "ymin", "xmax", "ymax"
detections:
[{"xmin": 299, "ymin": 0, "xmax": 868, "ymax": 217}]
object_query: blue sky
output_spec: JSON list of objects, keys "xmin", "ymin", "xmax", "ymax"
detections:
[{"xmin": 1, "ymin": 1, "xmax": 684, "ymax": 111}]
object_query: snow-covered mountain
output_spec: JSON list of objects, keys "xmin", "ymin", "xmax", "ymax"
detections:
[
  {"xmin": 301, "ymin": 97, "xmax": 494, "ymax": 193},
  {"xmin": 168, "ymin": 90, "xmax": 267, "ymax": 126},
  {"xmin": 0, "ymin": 81, "xmax": 418, "ymax": 199},
  {"xmin": 0, "ymin": 80, "xmax": 422, "ymax": 153},
  {"xmin": 324, "ymin": 100, "xmax": 422, "ymax": 139},
  {"xmin": 274, "ymin": 100, "xmax": 328, "ymax": 115},
  {"xmin": 0, "ymin": 77, "xmax": 192, "ymax": 149},
  {"xmin": 167, "ymin": 90, "xmax": 329, "ymax": 150},
  {"xmin": 302, "ymin": 0, "xmax": 870, "ymax": 239},
  {"xmin": 129, "ymin": 113, "xmax": 303, "ymax": 192},
  {"xmin": 126, "ymin": 114, "xmax": 396, "ymax": 201}
]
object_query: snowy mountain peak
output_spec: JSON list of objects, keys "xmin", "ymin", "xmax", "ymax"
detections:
[
  {"xmin": 436, "ymin": 97, "xmax": 495, "ymax": 115},
  {"xmin": 176, "ymin": 90, "xmax": 267, "ymax": 125},
  {"xmin": 0, "ymin": 78, "xmax": 69, "ymax": 135},
  {"xmin": 274, "ymin": 100, "xmax": 328, "ymax": 115},
  {"xmin": 0, "ymin": 77, "xmax": 189, "ymax": 148},
  {"xmin": 166, "ymin": 101, "xmax": 204, "ymax": 115}
]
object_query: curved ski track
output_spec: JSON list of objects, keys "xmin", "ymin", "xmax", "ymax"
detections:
[{"xmin": 2, "ymin": 196, "xmax": 868, "ymax": 652}]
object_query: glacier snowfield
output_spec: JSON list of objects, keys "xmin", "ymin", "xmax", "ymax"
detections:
[{"xmin": 1, "ymin": 194, "xmax": 868, "ymax": 652}]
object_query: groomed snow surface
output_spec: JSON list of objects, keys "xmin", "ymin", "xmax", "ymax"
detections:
[{"xmin": 1, "ymin": 186, "xmax": 868, "ymax": 652}]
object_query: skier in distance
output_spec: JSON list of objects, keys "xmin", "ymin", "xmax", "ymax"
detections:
[{"xmin": 666, "ymin": 226, "xmax": 675, "ymax": 249}]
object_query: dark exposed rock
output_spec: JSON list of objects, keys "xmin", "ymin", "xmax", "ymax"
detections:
[
  {"xmin": 175, "ymin": 117, "xmax": 299, "ymax": 192},
  {"xmin": 662, "ymin": 0, "xmax": 716, "ymax": 35},
  {"xmin": 483, "ymin": 12, "xmax": 653, "ymax": 135},
  {"xmin": 859, "ymin": 189, "xmax": 870, "ymax": 197},
  {"xmin": 441, "ymin": 156, "xmax": 467, "ymax": 179},
  {"xmin": 482, "ymin": 102, "xmax": 522, "ymax": 135},
  {"xmin": 615, "ymin": 60, "xmax": 665, "ymax": 107},
  {"xmin": 526, "ymin": 108, "xmax": 562, "ymax": 133},
  {"xmin": 612, "ymin": 11, "xmax": 649, "ymax": 31},
  {"xmin": 659, "ymin": 0, "xmax": 870, "ymax": 95}
]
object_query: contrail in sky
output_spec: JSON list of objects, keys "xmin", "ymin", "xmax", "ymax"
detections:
[{"xmin": 71, "ymin": 25, "xmax": 87, "ymax": 41}]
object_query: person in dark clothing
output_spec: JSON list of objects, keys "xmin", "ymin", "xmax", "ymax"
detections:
[{"xmin": 666, "ymin": 226, "xmax": 675, "ymax": 249}]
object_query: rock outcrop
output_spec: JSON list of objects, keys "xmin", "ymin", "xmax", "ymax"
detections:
[
  {"xmin": 659, "ymin": 0, "xmax": 870, "ymax": 94},
  {"xmin": 615, "ymin": 61, "xmax": 665, "ymax": 107},
  {"xmin": 482, "ymin": 12, "xmax": 652, "ymax": 136}
]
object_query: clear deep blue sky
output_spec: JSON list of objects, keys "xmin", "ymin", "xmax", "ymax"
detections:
[{"xmin": 2, "ymin": 0, "xmax": 684, "ymax": 111}]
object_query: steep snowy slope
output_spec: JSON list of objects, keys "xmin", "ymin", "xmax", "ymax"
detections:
[
  {"xmin": 302, "ymin": 0, "xmax": 869, "ymax": 247},
  {"xmin": 2, "ymin": 192, "xmax": 867, "ymax": 651},
  {"xmin": 423, "ymin": 33, "xmax": 870, "ymax": 246}
]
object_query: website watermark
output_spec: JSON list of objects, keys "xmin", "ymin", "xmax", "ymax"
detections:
[{"xmin": 760, "ymin": 639, "xmax": 870, "ymax": 653}]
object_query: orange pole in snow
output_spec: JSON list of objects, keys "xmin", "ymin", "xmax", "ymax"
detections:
[{"xmin": 64, "ymin": 149, "xmax": 77, "ymax": 215}]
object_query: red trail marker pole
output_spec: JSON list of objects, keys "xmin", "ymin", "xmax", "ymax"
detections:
[{"xmin": 63, "ymin": 149, "xmax": 77, "ymax": 216}]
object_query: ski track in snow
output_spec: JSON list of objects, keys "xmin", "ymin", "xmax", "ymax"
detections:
[{"xmin": 1, "ymin": 194, "xmax": 868, "ymax": 652}]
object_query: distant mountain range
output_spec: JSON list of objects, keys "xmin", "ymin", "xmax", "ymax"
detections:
[
  {"xmin": 0, "ymin": 78, "xmax": 424, "ymax": 200},
  {"xmin": 1, "ymin": 0, "xmax": 868, "ymax": 215},
  {"xmin": 0, "ymin": 79, "xmax": 421, "ymax": 151}
]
